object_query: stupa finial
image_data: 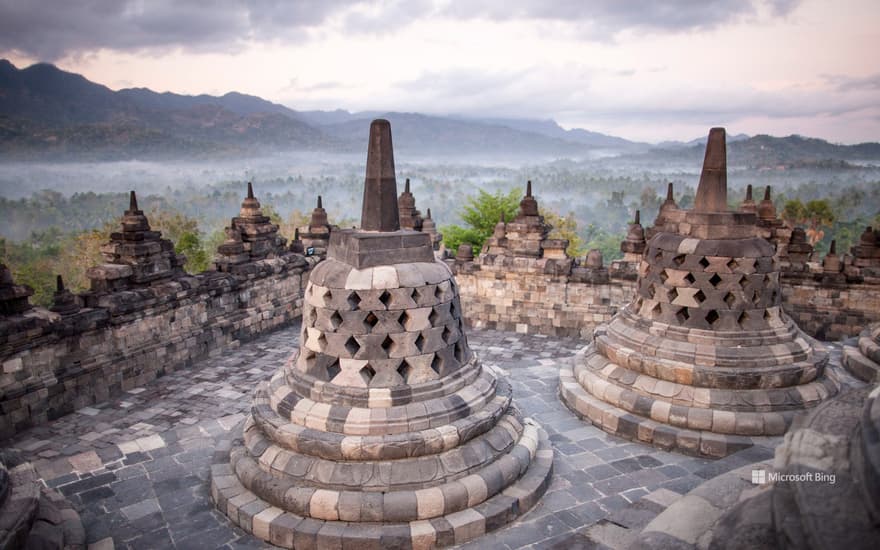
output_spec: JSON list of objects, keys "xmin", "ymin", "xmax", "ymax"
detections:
[
  {"xmin": 693, "ymin": 127, "xmax": 728, "ymax": 212},
  {"xmin": 360, "ymin": 119, "xmax": 400, "ymax": 231}
]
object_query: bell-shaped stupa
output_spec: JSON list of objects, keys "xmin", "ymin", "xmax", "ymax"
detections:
[
  {"xmin": 211, "ymin": 119, "xmax": 552, "ymax": 548},
  {"xmin": 560, "ymin": 128, "xmax": 839, "ymax": 457}
]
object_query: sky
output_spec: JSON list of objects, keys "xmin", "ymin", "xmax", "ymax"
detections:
[{"xmin": 1, "ymin": 0, "xmax": 878, "ymax": 144}]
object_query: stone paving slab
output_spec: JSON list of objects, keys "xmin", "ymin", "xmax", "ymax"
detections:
[{"xmin": 3, "ymin": 322, "xmax": 778, "ymax": 549}]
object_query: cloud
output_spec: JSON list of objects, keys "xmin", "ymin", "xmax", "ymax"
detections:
[
  {"xmin": 0, "ymin": 0, "xmax": 803, "ymax": 61},
  {"xmin": 823, "ymin": 72, "xmax": 880, "ymax": 92},
  {"xmin": 438, "ymin": 0, "xmax": 802, "ymax": 35},
  {"xmin": 0, "ymin": 0, "xmax": 355, "ymax": 60}
]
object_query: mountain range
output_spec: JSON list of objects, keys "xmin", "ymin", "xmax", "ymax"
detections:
[{"xmin": 1, "ymin": 59, "xmax": 878, "ymax": 164}]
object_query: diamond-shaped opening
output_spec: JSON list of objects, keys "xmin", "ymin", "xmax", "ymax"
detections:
[
  {"xmin": 659, "ymin": 270, "xmax": 669, "ymax": 283},
  {"xmin": 737, "ymin": 311, "xmax": 749, "ymax": 327},
  {"xmin": 347, "ymin": 292, "xmax": 362, "ymax": 309},
  {"xmin": 738, "ymin": 275, "xmax": 747, "ymax": 288},
  {"xmin": 442, "ymin": 325, "xmax": 452, "ymax": 344},
  {"xmin": 667, "ymin": 287, "xmax": 679, "ymax": 301},
  {"xmin": 727, "ymin": 258, "xmax": 739, "ymax": 271},
  {"xmin": 647, "ymin": 284, "xmax": 656, "ymax": 299},
  {"xmin": 326, "ymin": 360, "xmax": 341, "ymax": 381},
  {"xmin": 635, "ymin": 297, "xmax": 644, "ymax": 310},
  {"xmin": 415, "ymin": 333, "xmax": 425, "ymax": 352},
  {"xmin": 699, "ymin": 257, "xmax": 710, "ymax": 269},
  {"xmin": 764, "ymin": 309, "xmax": 772, "ymax": 321},
  {"xmin": 651, "ymin": 302, "xmax": 662, "ymax": 319},
  {"xmin": 684, "ymin": 272, "xmax": 696, "ymax": 285},
  {"xmin": 317, "ymin": 332, "xmax": 327, "ymax": 352},
  {"xmin": 329, "ymin": 310, "xmax": 343, "ymax": 329},
  {"xmin": 752, "ymin": 290, "xmax": 760, "ymax": 304},
  {"xmin": 344, "ymin": 336, "xmax": 360, "ymax": 356},
  {"xmin": 397, "ymin": 310, "xmax": 410, "ymax": 330},
  {"xmin": 724, "ymin": 292, "xmax": 735, "ymax": 308},
  {"xmin": 379, "ymin": 290, "xmax": 392, "ymax": 308},
  {"xmin": 321, "ymin": 289, "xmax": 332, "ymax": 307},
  {"xmin": 709, "ymin": 273, "xmax": 723, "ymax": 287},
  {"xmin": 654, "ymin": 250, "xmax": 663, "ymax": 262},
  {"xmin": 434, "ymin": 285, "xmax": 443, "ymax": 299},
  {"xmin": 411, "ymin": 287, "xmax": 422, "ymax": 303},
  {"xmin": 397, "ymin": 360, "xmax": 412, "ymax": 383},
  {"xmin": 359, "ymin": 365, "xmax": 376, "ymax": 385},
  {"xmin": 706, "ymin": 309, "xmax": 720, "ymax": 326},
  {"xmin": 676, "ymin": 307, "xmax": 690, "ymax": 323},
  {"xmin": 449, "ymin": 300, "xmax": 457, "ymax": 318},
  {"xmin": 430, "ymin": 354, "xmax": 442, "ymax": 375},
  {"xmin": 365, "ymin": 312, "xmax": 379, "ymax": 330},
  {"xmin": 308, "ymin": 308, "xmax": 318, "ymax": 327},
  {"xmin": 454, "ymin": 342, "xmax": 466, "ymax": 363},
  {"xmin": 673, "ymin": 254, "xmax": 686, "ymax": 266},
  {"xmin": 770, "ymin": 290, "xmax": 778, "ymax": 303},
  {"xmin": 428, "ymin": 308, "xmax": 439, "ymax": 326},
  {"xmin": 694, "ymin": 289, "xmax": 706, "ymax": 304},
  {"xmin": 381, "ymin": 334, "xmax": 394, "ymax": 354}
]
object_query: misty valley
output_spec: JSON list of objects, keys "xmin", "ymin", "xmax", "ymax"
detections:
[{"xmin": 1, "ymin": 149, "xmax": 878, "ymax": 307}]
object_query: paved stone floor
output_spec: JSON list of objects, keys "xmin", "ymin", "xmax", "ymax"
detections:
[{"xmin": 4, "ymin": 322, "xmax": 779, "ymax": 549}]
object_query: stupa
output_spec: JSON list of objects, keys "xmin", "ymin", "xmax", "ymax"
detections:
[
  {"xmin": 398, "ymin": 178, "xmax": 424, "ymax": 231},
  {"xmin": 559, "ymin": 128, "xmax": 839, "ymax": 457},
  {"xmin": 298, "ymin": 196, "xmax": 333, "ymax": 257},
  {"xmin": 86, "ymin": 191, "xmax": 185, "ymax": 292},
  {"xmin": 0, "ymin": 264, "xmax": 33, "ymax": 316},
  {"xmin": 211, "ymin": 119, "xmax": 552, "ymax": 548}
]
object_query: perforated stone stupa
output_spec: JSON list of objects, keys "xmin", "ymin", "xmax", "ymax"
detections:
[
  {"xmin": 559, "ymin": 127, "xmax": 839, "ymax": 458},
  {"xmin": 211, "ymin": 119, "xmax": 553, "ymax": 548}
]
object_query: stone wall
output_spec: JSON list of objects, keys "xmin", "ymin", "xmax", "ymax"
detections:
[
  {"xmin": 453, "ymin": 259, "xmax": 880, "ymax": 342},
  {"xmin": 454, "ymin": 264, "xmax": 637, "ymax": 339},
  {"xmin": 0, "ymin": 255, "xmax": 315, "ymax": 440},
  {"xmin": 780, "ymin": 275, "xmax": 880, "ymax": 341}
]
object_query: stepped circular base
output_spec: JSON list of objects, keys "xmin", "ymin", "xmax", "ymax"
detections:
[
  {"xmin": 210, "ymin": 419, "xmax": 553, "ymax": 548},
  {"xmin": 842, "ymin": 324, "xmax": 880, "ymax": 383},
  {"xmin": 628, "ymin": 460, "xmax": 774, "ymax": 550},
  {"xmin": 560, "ymin": 356, "xmax": 762, "ymax": 458},
  {"xmin": 704, "ymin": 386, "xmax": 880, "ymax": 550},
  {"xmin": 0, "ymin": 452, "xmax": 85, "ymax": 550}
]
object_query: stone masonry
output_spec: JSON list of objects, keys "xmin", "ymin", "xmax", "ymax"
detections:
[
  {"xmin": 210, "ymin": 119, "xmax": 554, "ymax": 548},
  {"xmin": 86, "ymin": 191, "xmax": 186, "ymax": 292},
  {"xmin": 559, "ymin": 128, "xmax": 841, "ymax": 458},
  {"xmin": 1, "ymin": 195, "xmax": 314, "ymax": 440}
]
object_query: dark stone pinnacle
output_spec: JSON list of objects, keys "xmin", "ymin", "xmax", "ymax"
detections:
[
  {"xmin": 247, "ymin": 181, "xmax": 254, "ymax": 199},
  {"xmin": 693, "ymin": 127, "xmax": 728, "ymax": 213},
  {"xmin": 128, "ymin": 190, "xmax": 140, "ymax": 213},
  {"xmin": 360, "ymin": 119, "xmax": 400, "ymax": 232}
]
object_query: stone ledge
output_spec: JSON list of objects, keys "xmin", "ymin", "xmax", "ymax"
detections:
[
  {"xmin": 559, "ymin": 358, "xmax": 764, "ymax": 458},
  {"xmin": 210, "ymin": 419, "xmax": 553, "ymax": 548}
]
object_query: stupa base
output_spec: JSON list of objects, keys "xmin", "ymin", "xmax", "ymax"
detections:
[
  {"xmin": 558, "ymin": 345, "xmax": 841, "ymax": 458},
  {"xmin": 210, "ymin": 419, "xmax": 553, "ymax": 549}
]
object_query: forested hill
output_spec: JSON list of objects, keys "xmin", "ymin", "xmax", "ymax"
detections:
[{"xmin": 1, "ymin": 59, "xmax": 879, "ymax": 164}]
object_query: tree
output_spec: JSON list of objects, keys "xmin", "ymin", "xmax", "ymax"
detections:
[
  {"xmin": 541, "ymin": 208, "xmax": 586, "ymax": 257},
  {"xmin": 583, "ymin": 224, "xmax": 625, "ymax": 262},
  {"xmin": 441, "ymin": 189, "xmax": 520, "ymax": 255},
  {"xmin": 782, "ymin": 198, "xmax": 836, "ymax": 245},
  {"xmin": 148, "ymin": 209, "xmax": 211, "ymax": 274}
]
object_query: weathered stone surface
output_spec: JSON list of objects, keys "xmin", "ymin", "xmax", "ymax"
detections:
[
  {"xmin": 559, "ymin": 127, "xmax": 838, "ymax": 457},
  {"xmin": 212, "ymin": 119, "xmax": 552, "ymax": 547}
]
